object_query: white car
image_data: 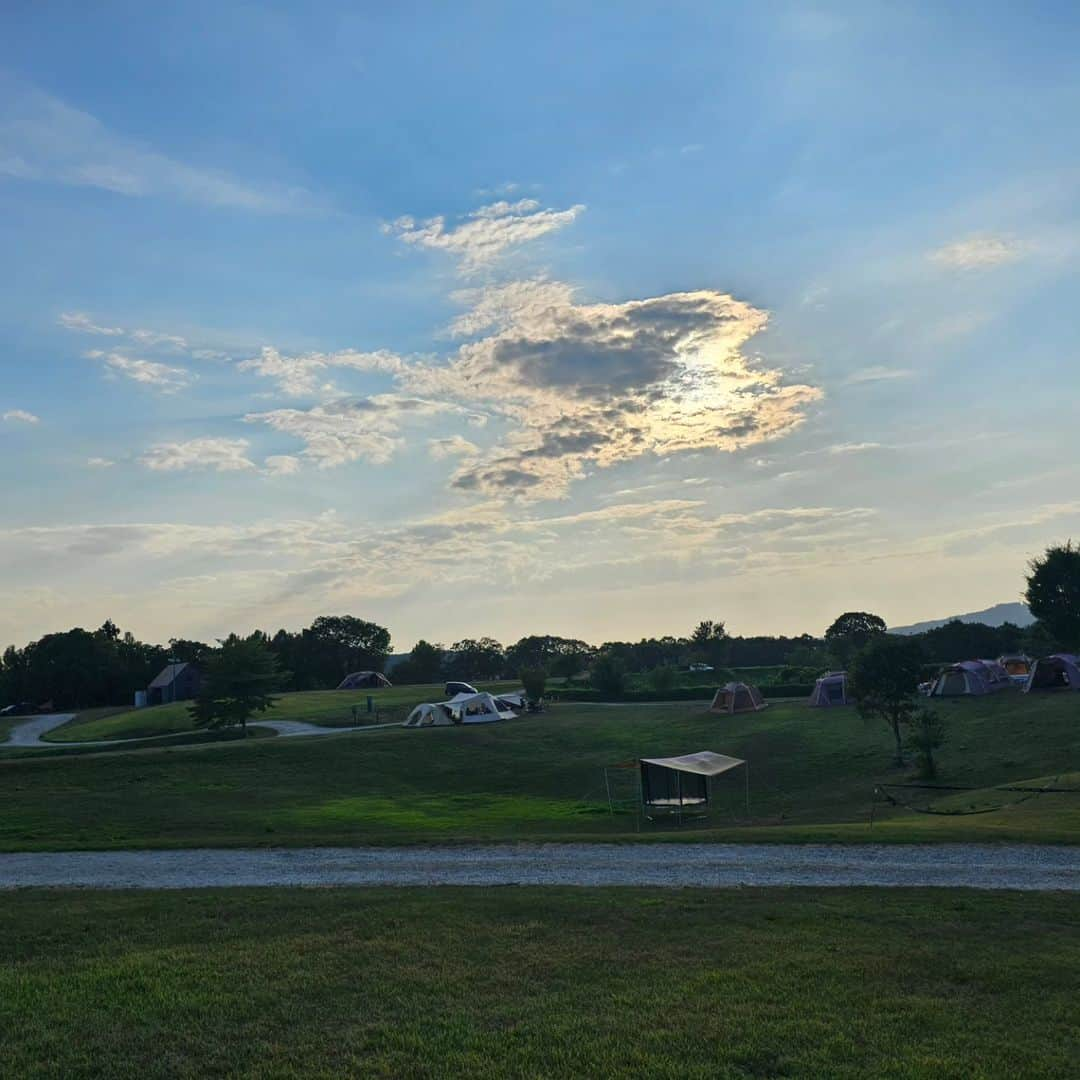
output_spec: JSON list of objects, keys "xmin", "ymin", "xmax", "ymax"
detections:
[{"xmin": 688, "ymin": 663, "xmax": 714, "ymax": 673}]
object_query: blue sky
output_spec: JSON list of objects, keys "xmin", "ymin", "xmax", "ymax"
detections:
[{"xmin": 2, "ymin": 2, "xmax": 1079, "ymax": 650}]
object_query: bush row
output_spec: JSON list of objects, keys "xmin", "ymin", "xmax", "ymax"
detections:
[{"xmin": 546, "ymin": 683, "xmax": 813, "ymax": 703}]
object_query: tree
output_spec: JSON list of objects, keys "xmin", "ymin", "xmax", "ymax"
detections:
[
  {"xmin": 504, "ymin": 635, "xmax": 592, "ymax": 674},
  {"xmin": 825, "ymin": 611, "xmax": 887, "ymax": 666},
  {"xmin": 690, "ymin": 620, "xmax": 728, "ymax": 667},
  {"xmin": 444, "ymin": 638, "xmax": 505, "ymax": 681},
  {"xmin": 168, "ymin": 638, "xmax": 215, "ymax": 666},
  {"xmin": 393, "ymin": 640, "xmax": 444, "ymax": 684},
  {"xmin": 520, "ymin": 667, "xmax": 547, "ymax": 704},
  {"xmin": 848, "ymin": 635, "xmax": 924, "ymax": 765},
  {"xmin": 1025, "ymin": 542, "xmax": 1080, "ymax": 649},
  {"xmin": 590, "ymin": 654, "xmax": 627, "ymax": 698},
  {"xmin": 648, "ymin": 664, "xmax": 678, "ymax": 692},
  {"xmin": 189, "ymin": 635, "xmax": 287, "ymax": 734},
  {"xmin": 905, "ymin": 707, "xmax": 946, "ymax": 780}
]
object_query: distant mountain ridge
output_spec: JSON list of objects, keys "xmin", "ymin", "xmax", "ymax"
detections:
[{"xmin": 891, "ymin": 602, "xmax": 1033, "ymax": 636}]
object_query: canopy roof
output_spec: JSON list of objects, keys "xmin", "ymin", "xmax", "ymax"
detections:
[{"xmin": 639, "ymin": 750, "xmax": 746, "ymax": 777}]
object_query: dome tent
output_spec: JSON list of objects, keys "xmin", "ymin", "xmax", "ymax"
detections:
[
  {"xmin": 929, "ymin": 659, "xmax": 1012, "ymax": 697},
  {"xmin": 337, "ymin": 671, "xmax": 392, "ymax": 690},
  {"xmin": 710, "ymin": 682, "xmax": 767, "ymax": 715},
  {"xmin": 808, "ymin": 671, "xmax": 848, "ymax": 707},
  {"xmin": 1023, "ymin": 654, "xmax": 1080, "ymax": 692}
]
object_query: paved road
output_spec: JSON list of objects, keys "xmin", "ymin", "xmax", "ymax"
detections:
[
  {"xmin": 1, "ymin": 844, "xmax": 1076, "ymax": 890},
  {"xmin": 1, "ymin": 712, "xmax": 386, "ymax": 748}
]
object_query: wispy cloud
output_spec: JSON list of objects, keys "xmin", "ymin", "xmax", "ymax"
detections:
[
  {"xmin": 238, "ymin": 346, "xmax": 405, "ymax": 398},
  {"xmin": 428, "ymin": 435, "xmax": 479, "ymax": 460},
  {"xmin": 86, "ymin": 457, "xmax": 115, "ymax": 468},
  {"xmin": 139, "ymin": 438, "xmax": 256, "ymax": 473},
  {"xmin": 2, "ymin": 409, "xmax": 40, "ymax": 424},
  {"xmin": 86, "ymin": 350, "xmax": 193, "ymax": 393},
  {"xmin": 844, "ymin": 365, "xmax": 915, "ymax": 385},
  {"xmin": 929, "ymin": 234, "xmax": 1023, "ymax": 270},
  {"xmin": 384, "ymin": 198, "xmax": 584, "ymax": 272},
  {"xmin": 2, "ymin": 80, "xmax": 314, "ymax": 213}
]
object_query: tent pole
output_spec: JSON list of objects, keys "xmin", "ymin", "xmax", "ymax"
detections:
[
  {"xmin": 745, "ymin": 764, "xmax": 750, "ymax": 818},
  {"xmin": 604, "ymin": 768, "xmax": 614, "ymax": 816}
]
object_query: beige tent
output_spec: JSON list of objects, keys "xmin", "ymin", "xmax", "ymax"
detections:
[{"xmin": 710, "ymin": 682, "xmax": 767, "ymax": 715}]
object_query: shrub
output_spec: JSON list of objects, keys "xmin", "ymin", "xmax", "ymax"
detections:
[
  {"xmin": 520, "ymin": 668, "xmax": 547, "ymax": 703},
  {"xmin": 590, "ymin": 655, "xmax": 627, "ymax": 698},
  {"xmin": 647, "ymin": 665, "xmax": 678, "ymax": 692}
]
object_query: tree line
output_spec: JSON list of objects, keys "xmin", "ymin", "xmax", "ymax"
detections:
[{"xmin": 4, "ymin": 542, "xmax": 1078, "ymax": 710}]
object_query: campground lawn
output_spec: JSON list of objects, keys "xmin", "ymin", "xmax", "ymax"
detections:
[
  {"xmin": 0, "ymin": 692, "xmax": 1077, "ymax": 850},
  {"xmin": 0, "ymin": 887, "xmax": 1076, "ymax": 1078},
  {"xmin": 44, "ymin": 682, "xmax": 521, "ymax": 742}
]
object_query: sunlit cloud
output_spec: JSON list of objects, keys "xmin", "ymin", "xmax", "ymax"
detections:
[
  {"xmin": 86, "ymin": 350, "xmax": 193, "ymax": 393},
  {"xmin": 384, "ymin": 198, "xmax": 584, "ymax": 272},
  {"xmin": 844, "ymin": 365, "xmax": 916, "ymax": 385},
  {"xmin": 428, "ymin": 435, "xmax": 479, "ymax": 460}
]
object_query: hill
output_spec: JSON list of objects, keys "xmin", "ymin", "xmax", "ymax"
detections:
[{"xmin": 891, "ymin": 601, "xmax": 1033, "ymax": 635}]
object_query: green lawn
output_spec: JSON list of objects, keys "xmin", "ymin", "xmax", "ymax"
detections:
[
  {"xmin": 0, "ymin": 691, "xmax": 1077, "ymax": 850},
  {"xmin": 0, "ymin": 888, "xmax": 1076, "ymax": 1078},
  {"xmin": 45, "ymin": 682, "xmax": 521, "ymax": 742}
]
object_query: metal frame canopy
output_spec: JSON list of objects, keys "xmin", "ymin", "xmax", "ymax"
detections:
[{"xmin": 639, "ymin": 751, "xmax": 749, "ymax": 819}]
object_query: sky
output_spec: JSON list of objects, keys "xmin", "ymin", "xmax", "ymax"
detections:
[{"xmin": 2, "ymin": 1, "xmax": 1079, "ymax": 652}]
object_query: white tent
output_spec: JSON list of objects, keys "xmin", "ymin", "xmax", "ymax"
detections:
[{"xmin": 403, "ymin": 691, "xmax": 516, "ymax": 728}]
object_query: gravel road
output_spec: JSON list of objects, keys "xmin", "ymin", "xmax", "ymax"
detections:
[{"xmin": 1, "ymin": 844, "xmax": 1077, "ymax": 890}]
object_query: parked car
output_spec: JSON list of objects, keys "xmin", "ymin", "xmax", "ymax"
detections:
[
  {"xmin": 688, "ymin": 663, "xmax": 714, "ymax": 673},
  {"xmin": 0, "ymin": 702, "xmax": 40, "ymax": 717},
  {"xmin": 445, "ymin": 681, "xmax": 478, "ymax": 697}
]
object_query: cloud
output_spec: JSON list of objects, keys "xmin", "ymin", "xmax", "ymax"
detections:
[
  {"xmin": 384, "ymin": 198, "xmax": 584, "ymax": 272},
  {"xmin": 2, "ymin": 81, "xmax": 312, "ymax": 213},
  {"xmin": 3, "ymin": 409, "xmax": 40, "ymax": 424},
  {"xmin": 86, "ymin": 351, "xmax": 193, "ymax": 393},
  {"xmin": 405, "ymin": 283, "xmax": 821, "ymax": 499},
  {"xmin": 238, "ymin": 345, "xmax": 405, "ymax": 397},
  {"xmin": 246, "ymin": 395, "xmax": 484, "ymax": 469},
  {"xmin": 60, "ymin": 312, "xmax": 189, "ymax": 350},
  {"xmin": 844, "ymin": 366, "xmax": 915, "ymax": 385},
  {"xmin": 86, "ymin": 457, "xmax": 115, "ymax": 468},
  {"xmin": 929, "ymin": 234, "xmax": 1023, "ymax": 270},
  {"xmin": 138, "ymin": 438, "xmax": 256, "ymax": 473},
  {"xmin": 428, "ymin": 436, "xmax": 479, "ymax": 460},
  {"xmin": 263, "ymin": 455, "xmax": 302, "ymax": 477}
]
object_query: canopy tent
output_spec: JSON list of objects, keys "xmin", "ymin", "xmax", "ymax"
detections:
[
  {"xmin": 1023, "ymin": 654, "xmax": 1080, "ymax": 693},
  {"xmin": 808, "ymin": 671, "xmax": 848, "ymax": 707},
  {"xmin": 929, "ymin": 659, "xmax": 1012, "ymax": 697},
  {"xmin": 638, "ymin": 751, "xmax": 749, "ymax": 819},
  {"xmin": 403, "ymin": 691, "xmax": 516, "ymax": 728},
  {"xmin": 448, "ymin": 691, "xmax": 517, "ymax": 721},
  {"xmin": 710, "ymin": 682, "xmax": 767, "ymax": 715},
  {"xmin": 337, "ymin": 671, "xmax": 392, "ymax": 690}
]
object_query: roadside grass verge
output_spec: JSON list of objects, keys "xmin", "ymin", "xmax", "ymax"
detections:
[
  {"xmin": 0, "ymin": 888, "xmax": 1076, "ymax": 1078},
  {"xmin": 0, "ymin": 693, "xmax": 1076, "ymax": 849}
]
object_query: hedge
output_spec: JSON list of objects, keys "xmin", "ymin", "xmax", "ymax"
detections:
[{"xmin": 546, "ymin": 683, "xmax": 813, "ymax": 704}]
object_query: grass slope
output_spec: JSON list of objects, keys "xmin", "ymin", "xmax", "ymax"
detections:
[
  {"xmin": 0, "ymin": 888, "xmax": 1077, "ymax": 1078},
  {"xmin": 46, "ymin": 682, "xmax": 521, "ymax": 742},
  {"xmin": 1, "ymin": 692, "xmax": 1077, "ymax": 850}
]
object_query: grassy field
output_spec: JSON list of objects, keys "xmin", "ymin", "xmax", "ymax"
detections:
[
  {"xmin": 1, "ymin": 691, "xmax": 1077, "ymax": 850},
  {"xmin": 0, "ymin": 887, "xmax": 1076, "ymax": 1078},
  {"xmin": 45, "ymin": 682, "xmax": 522, "ymax": 742}
]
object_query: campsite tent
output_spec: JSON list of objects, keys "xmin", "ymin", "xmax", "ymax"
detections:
[
  {"xmin": 808, "ymin": 671, "xmax": 848, "ymax": 707},
  {"xmin": 403, "ymin": 691, "xmax": 516, "ymax": 728},
  {"xmin": 337, "ymin": 671, "xmax": 392, "ymax": 690},
  {"xmin": 639, "ymin": 750, "xmax": 749, "ymax": 818},
  {"xmin": 928, "ymin": 659, "xmax": 1011, "ymax": 697},
  {"xmin": 710, "ymin": 682, "xmax": 767, "ymax": 715},
  {"xmin": 1023, "ymin": 654, "xmax": 1080, "ymax": 693},
  {"xmin": 999, "ymin": 655, "xmax": 1032, "ymax": 684}
]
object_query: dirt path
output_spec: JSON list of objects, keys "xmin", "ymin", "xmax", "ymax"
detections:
[{"xmin": 1, "ymin": 844, "xmax": 1076, "ymax": 890}]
